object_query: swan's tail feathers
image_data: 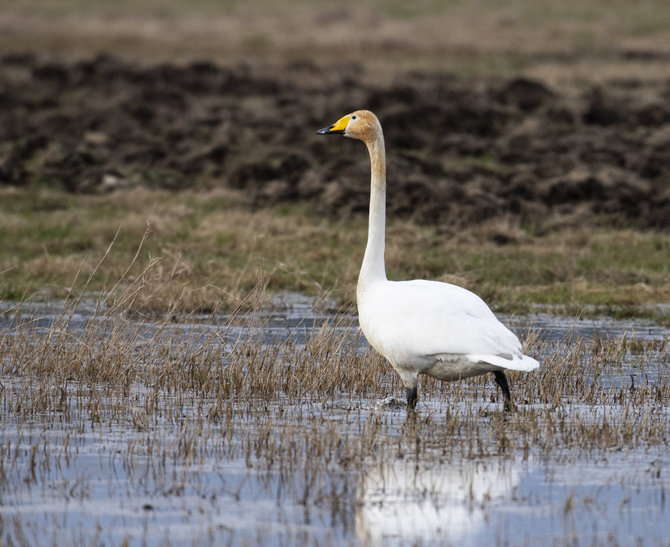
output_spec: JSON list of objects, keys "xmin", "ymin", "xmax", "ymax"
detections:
[
  {"xmin": 467, "ymin": 353, "xmax": 539, "ymax": 372},
  {"xmin": 510, "ymin": 354, "xmax": 540, "ymax": 371}
]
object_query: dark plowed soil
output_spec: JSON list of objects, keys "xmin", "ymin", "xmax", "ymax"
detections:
[{"xmin": 2, "ymin": 54, "xmax": 670, "ymax": 231}]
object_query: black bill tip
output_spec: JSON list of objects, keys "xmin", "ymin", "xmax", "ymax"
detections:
[{"xmin": 316, "ymin": 126, "xmax": 344, "ymax": 135}]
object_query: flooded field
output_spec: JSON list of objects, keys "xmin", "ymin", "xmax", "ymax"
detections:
[{"xmin": 1, "ymin": 296, "xmax": 669, "ymax": 545}]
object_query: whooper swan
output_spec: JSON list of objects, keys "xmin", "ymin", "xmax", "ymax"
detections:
[{"xmin": 317, "ymin": 110, "xmax": 539, "ymax": 410}]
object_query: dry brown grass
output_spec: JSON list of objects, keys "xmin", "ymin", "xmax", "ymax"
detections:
[
  {"xmin": 1, "ymin": 275, "xmax": 669, "ymax": 543},
  {"xmin": 2, "ymin": 283, "xmax": 669, "ymax": 463},
  {"xmin": 2, "ymin": 188, "xmax": 669, "ymax": 322}
]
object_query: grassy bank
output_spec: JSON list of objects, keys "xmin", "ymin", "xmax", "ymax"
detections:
[{"xmin": 1, "ymin": 186, "xmax": 668, "ymax": 322}]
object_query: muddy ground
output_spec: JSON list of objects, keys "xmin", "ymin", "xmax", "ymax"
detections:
[{"xmin": 1, "ymin": 53, "xmax": 669, "ymax": 231}]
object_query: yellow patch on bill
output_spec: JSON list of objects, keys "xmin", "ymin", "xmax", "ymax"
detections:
[{"xmin": 330, "ymin": 115, "xmax": 350, "ymax": 132}]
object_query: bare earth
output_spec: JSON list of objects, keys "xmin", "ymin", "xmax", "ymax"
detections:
[{"xmin": 1, "ymin": 52, "xmax": 670, "ymax": 232}]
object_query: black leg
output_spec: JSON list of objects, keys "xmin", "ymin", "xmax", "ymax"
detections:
[
  {"xmin": 406, "ymin": 386, "xmax": 418, "ymax": 410},
  {"xmin": 493, "ymin": 370, "xmax": 515, "ymax": 412}
]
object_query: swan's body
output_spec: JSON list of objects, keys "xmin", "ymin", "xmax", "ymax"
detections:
[
  {"xmin": 317, "ymin": 110, "xmax": 538, "ymax": 409},
  {"xmin": 358, "ymin": 279, "xmax": 536, "ymax": 383}
]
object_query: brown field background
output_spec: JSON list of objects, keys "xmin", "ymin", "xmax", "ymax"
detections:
[
  {"xmin": 1, "ymin": 0, "xmax": 669, "ymax": 314},
  {"xmin": 3, "ymin": 0, "xmax": 670, "ymax": 79}
]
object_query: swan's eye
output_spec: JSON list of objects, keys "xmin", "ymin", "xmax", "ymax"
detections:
[{"xmin": 351, "ymin": 115, "xmax": 357, "ymax": 120}]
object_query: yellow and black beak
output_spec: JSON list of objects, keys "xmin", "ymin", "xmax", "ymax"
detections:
[{"xmin": 316, "ymin": 115, "xmax": 350, "ymax": 135}]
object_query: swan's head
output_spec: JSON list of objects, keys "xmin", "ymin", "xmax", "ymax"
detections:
[{"xmin": 316, "ymin": 110, "xmax": 381, "ymax": 143}]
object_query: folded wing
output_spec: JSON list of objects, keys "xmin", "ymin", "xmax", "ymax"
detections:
[{"xmin": 363, "ymin": 279, "xmax": 538, "ymax": 371}]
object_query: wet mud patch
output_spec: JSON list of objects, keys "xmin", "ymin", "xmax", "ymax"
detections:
[{"xmin": 1, "ymin": 53, "xmax": 670, "ymax": 230}]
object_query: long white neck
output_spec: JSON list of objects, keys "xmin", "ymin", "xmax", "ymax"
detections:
[{"xmin": 358, "ymin": 131, "xmax": 387, "ymax": 293}]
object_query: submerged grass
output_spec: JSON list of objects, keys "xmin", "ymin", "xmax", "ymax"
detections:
[
  {"xmin": 1, "ymin": 187, "xmax": 669, "ymax": 321},
  {"xmin": 1, "ymin": 299, "xmax": 668, "ymax": 453},
  {"xmin": 1, "ymin": 268, "xmax": 669, "ymax": 543}
]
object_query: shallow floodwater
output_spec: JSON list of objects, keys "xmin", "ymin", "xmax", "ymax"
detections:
[{"xmin": 1, "ymin": 298, "xmax": 669, "ymax": 546}]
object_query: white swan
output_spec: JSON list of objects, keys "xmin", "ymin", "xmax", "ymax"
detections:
[{"xmin": 317, "ymin": 110, "xmax": 539, "ymax": 409}]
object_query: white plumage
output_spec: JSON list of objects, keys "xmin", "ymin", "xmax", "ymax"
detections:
[
  {"xmin": 359, "ymin": 279, "xmax": 537, "ymax": 377},
  {"xmin": 317, "ymin": 109, "xmax": 538, "ymax": 409}
]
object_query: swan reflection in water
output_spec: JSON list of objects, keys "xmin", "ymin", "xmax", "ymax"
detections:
[{"xmin": 356, "ymin": 456, "xmax": 520, "ymax": 545}]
